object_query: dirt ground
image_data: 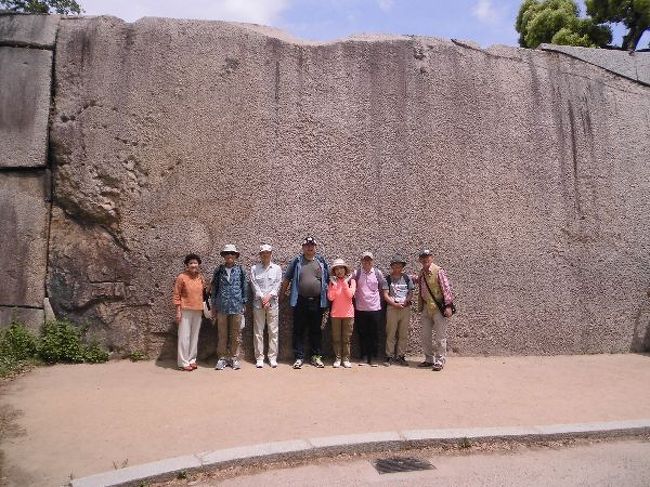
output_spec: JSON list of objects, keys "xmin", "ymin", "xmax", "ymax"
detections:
[{"xmin": 1, "ymin": 354, "xmax": 649, "ymax": 487}]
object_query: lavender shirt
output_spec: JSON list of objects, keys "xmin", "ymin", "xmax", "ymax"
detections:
[{"xmin": 354, "ymin": 268, "xmax": 385, "ymax": 312}]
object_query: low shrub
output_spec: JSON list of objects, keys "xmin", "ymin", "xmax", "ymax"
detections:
[
  {"xmin": 0, "ymin": 319, "xmax": 109, "ymax": 377},
  {"xmin": 38, "ymin": 320, "xmax": 86, "ymax": 364},
  {"xmin": 0, "ymin": 322, "xmax": 38, "ymax": 361},
  {"xmin": 0, "ymin": 322, "xmax": 40, "ymax": 378},
  {"xmin": 83, "ymin": 342, "xmax": 110, "ymax": 363},
  {"xmin": 128, "ymin": 350, "xmax": 149, "ymax": 362}
]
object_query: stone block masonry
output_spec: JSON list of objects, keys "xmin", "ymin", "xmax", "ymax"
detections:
[{"xmin": 2, "ymin": 14, "xmax": 649, "ymax": 357}]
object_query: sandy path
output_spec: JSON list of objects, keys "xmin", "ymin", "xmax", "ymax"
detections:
[{"xmin": 1, "ymin": 354, "xmax": 649, "ymax": 486}]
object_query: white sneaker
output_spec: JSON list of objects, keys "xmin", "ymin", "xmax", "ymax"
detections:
[
  {"xmin": 292, "ymin": 359, "xmax": 303, "ymax": 369},
  {"xmin": 342, "ymin": 360, "xmax": 352, "ymax": 368},
  {"xmin": 269, "ymin": 358, "xmax": 278, "ymax": 368},
  {"xmin": 332, "ymin": 359, "xmax": 341, "ymax": 368},
  {"xmin": 256, "ymin": 359, "xmax": 264, "ymax": 368}
]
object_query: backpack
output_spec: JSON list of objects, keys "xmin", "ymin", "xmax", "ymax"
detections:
[
  {"xmin": 385, "ymin": 272, "xmax": 412, "ymax": 289},
  {"xmin": 354, "ymin": 268, "xmax": 387, "ymax": 290}
]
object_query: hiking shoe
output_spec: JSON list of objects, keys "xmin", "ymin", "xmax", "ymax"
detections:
[
  {"xmin": 369, "ymin": 360, "xmax": 379, "ymax": 368},
  {"xmin": 396, "ymin": 355, "xmax": 409, "ymax": 367},
  {"xmin": 214, "ymin": 358, "xmax": 227, "ymax": 370},
  {"xmin": 311, "ymin": 355, "xmax": 325, "ymax": 368},
  {"xmin": 432, "ymin": 362, "xmax": 444, "ymax": 371},
  {"xmin": 232, "ymin": 358, "xmax": 241, "ymax": 370},
  {"xmin": 342, "ymin": 359, "xmax": 352, "ymax": 368},
  {"xmin": 383, "ymin": 357, "xmax": 393, "ymax": 367},
  {"xmin": 255, "ymin": 359, "xmax": 264, "ymax": 368},
  {"xmin": 418, "ymin": 361, "xmax": 434, "ymax": 368},
  {"xmin": 269, "ymin": 358, "xmax": 278, "ymax": 368},
  {"xmin": 292, "ymin": 359, "xmax": 303, "ymax": 369},
  {"xmin": 332, "ymin": 359, "xmax": 341, "ymax": 368}
]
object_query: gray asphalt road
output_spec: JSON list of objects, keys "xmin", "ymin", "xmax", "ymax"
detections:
[{"xmin": 207, "ymin": 440, "xmax": 650, "ymax": 486}]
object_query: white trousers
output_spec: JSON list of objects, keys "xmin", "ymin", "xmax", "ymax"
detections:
[
  {"xmin": 420, "ymin": 305, "xmax": 447, "ymax": 364},
  {"xmin": 178, "ymin": 309, "xmax": 202, "ymax": 368},
  {"xmin": 252, "ymin": 306, "xmax": 279, "ymax": 361}
]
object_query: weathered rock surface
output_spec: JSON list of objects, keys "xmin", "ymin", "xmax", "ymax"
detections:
[
  {"xmin": 540, "ymin": 43, "xmax": 650, "ymax": 85},
  {"xmin": 0, "ymin": 172, "xmax": 49, "ymax": 308},
  {"xmin": 0, "ymin": 46, "xmax": 52, "ymax": 168},
  {"xmin": 0, "ymin": 306, "xmax": 44, "ymax": 332},
  {"xmin": 0, "ymin": 13, "xmax": 59, "ymax": 48},
  {"xmin": 48, "ymin": 16, "xmax": 650, "ymax": 358}
]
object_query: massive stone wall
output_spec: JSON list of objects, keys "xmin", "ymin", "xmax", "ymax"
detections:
[
  {"xmin": 0, "ymin": 14, "xmax": 59, "ymax": 330},
  {"xmin": 2, "ymin": 14, "xmax": 649, "ymax": 358}
]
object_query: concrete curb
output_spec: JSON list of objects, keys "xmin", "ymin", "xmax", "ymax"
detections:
[{"xmin": 70, "ymin": 419, "xmax": 650, "ymax": 487}]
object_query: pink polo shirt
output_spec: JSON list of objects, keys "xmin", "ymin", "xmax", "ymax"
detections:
[{"xmin": 354, "ymin": 268, "xmax": 382, "ymax": 312}]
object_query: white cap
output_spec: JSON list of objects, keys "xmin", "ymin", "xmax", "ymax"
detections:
[
  {"xmin": 259, "ymin": 244, "xmax": 273, "ymax": 253},
  {"xmin": 361, "ymin": 251, "xmax": 374, "ymax": 260},
  {"xmin": 220, "ymin": 244, "xmax": 240, "ymax": 257}
]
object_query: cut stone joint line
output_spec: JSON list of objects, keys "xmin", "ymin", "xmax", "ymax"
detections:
[
  {"xmin": 70, "ymin": 419, "xmax": 650, "ymax": 487},
  {"xmin": 0, "ymin": 40, "xmax": 55, "ymax": 50}
]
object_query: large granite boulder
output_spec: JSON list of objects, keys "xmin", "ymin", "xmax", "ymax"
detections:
[
  {"xmin": 48, "ymin": 16, "xmax": 650, "ymax": 358},
  {"xmin": 0, "ymin": 172, "xmax": 50, "ymax": 329},
  {"xmin": 0, "ymin": 46, "xmax": 52, "ymax": 168},
  {"xmin": 0, "ymin": 13, "xmax": 59, "ymax": 48}
]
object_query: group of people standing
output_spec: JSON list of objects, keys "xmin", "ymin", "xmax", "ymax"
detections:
[{"xmin": 172, "ymin": 236, "xmax": 455, "ymax": 373}]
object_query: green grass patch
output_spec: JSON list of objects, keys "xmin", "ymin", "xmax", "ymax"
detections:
[{"xmin": 0, "ymin": 319, "xmax": 109, "ymax": 378}]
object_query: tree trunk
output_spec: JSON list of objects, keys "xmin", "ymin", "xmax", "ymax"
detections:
[{"xmin": 622, "ymin": 25, "xmax": 647, "ymax": 51}]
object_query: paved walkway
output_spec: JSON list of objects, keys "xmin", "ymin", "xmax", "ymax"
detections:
[
  {"xmin": 1, "ymin": 354, "xmax": 649, "ymax": 486},
  {"xmin": 213, "ymin": 439, "xmax": 650, "ymax": 487}
]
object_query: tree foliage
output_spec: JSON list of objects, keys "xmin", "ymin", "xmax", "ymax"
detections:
[
  {"xmin": 586, "ymin": 0, "xmax": 650, "ymax": 50},
  {"xmin": 0, "ymin": 0, "xmax": 82, "ymax": 15},
  {"xmin": 516, "ymin": 0, "xmax": 612, "ymax": 48}
]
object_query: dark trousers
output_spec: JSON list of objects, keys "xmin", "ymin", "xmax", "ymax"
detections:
[
  {"xmin": 292, "ymin": 296, "xmax": 323, "ymax": 360},
  {"xmin": 355, "ymin": 309, "xmax": 382, "ymax": 361}
]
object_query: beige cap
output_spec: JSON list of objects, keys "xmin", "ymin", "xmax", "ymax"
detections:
[
  {"xmin": 259, "ymin": 244, "xmax": 273, "ymax": 253},
  {"xmin": 330, "ymin": 258, "xmax": 351, "ymax": 275}
]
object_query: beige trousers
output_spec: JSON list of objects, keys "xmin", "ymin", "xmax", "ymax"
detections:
[
  {"xmin": 178, "ymin": 309, "xmax": 202, "ymax": 368},
  {"xmin": 331, "ymin": 317, "xmax": 354, "ymax": 360},
  {"xmin": 252, "ymin": 306, "xmax": 279, "ymax": 361},
  {"xmin": 385, "ymin": 306, "xmax": 411, "ymax": 358},
  {"xmin": 216, "ymin": 313, "xmax": 242, "ymax": 359},
  {"xmin": 420, "ymin": 305, "xmax": 447, "ymax": 363}
]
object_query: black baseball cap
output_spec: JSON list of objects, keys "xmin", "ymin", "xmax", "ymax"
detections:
[{"xmin": 419, "ymin": 249, "xmax": 433, "ymax": 258}]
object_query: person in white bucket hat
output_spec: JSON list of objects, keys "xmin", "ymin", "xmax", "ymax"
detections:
[
  {"xmin": 250, "ymin": 244, "xmax": 283, "ymax": 368},
  {"xmin": 327, "ymin": 258, "xmax": 356, "ymax": 368},
  {"xmin": 211, "ymin": 244, "xmax": 248, "ymax": 370}
]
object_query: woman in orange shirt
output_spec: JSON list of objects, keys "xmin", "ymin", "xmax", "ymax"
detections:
[
  {"xmin": 327, "ymin": 259, "xmax": 356, "ymax": 368},
  {"xmin": 173, "ymin": 254, "xmax": 206, "ymax": 371}
]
